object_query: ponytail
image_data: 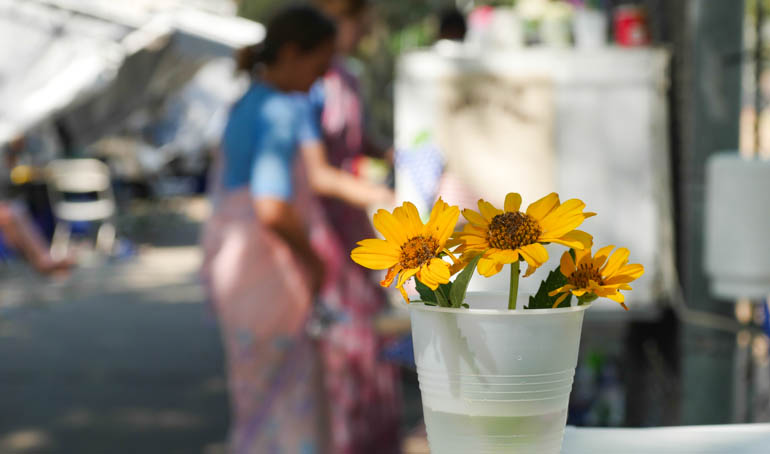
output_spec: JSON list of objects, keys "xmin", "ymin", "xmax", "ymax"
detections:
[{"xmin": 235, "ymin": 43, "xmax": 263, "ymax": 74}]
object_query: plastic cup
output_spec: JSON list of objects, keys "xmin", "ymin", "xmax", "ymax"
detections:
[{"xmin": 409, "ymin": 292, "xmax": 590, "ymax": 454}]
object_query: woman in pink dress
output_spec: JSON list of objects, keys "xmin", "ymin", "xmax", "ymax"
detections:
[
  {"xmin": 305, "ymin": 1, "xmax": 403, "ymax": 452},
  {"xmin": 201, "ymin": 7, "xmax": 336, "ymax": 453}
]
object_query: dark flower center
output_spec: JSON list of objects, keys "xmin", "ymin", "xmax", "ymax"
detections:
[
  {"xmin": 487, "ymin": 211, "xmax": 542, "ymax": 250},
  {"xmin": 569, "ymin": 263, "xmax": 604, "ymax": 288},
  {"xmin": 400, "ymin": 236, "xmax": 439, "ymax": 269}
]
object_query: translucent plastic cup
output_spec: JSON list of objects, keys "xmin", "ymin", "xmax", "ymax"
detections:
[{"xmin": 409, "ymin": 292, "xmax": 590, "ymax": 454}]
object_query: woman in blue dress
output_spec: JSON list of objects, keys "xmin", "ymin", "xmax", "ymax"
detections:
[{"xmin": 201, "ymin": 7, "xmax": 338, "ymax": 453}]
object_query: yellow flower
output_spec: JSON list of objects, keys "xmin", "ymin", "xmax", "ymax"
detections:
[
  {"xmin": 549, "ymin": 246, "xmax": 645, "ymax": 310},
  {"xmin": 456, "ymin": 192, "xmax": 595, "ymax": 278},
  {"xmin": 351, "ymin": 198, "xmax": 460, "ymax": 302}
]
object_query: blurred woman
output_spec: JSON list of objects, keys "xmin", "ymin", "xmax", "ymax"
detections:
[
  {"xmin": 200, "ymin": 7, "xmax": 337, "ymax": 453},
  {"xmin": 307, "ymin": 0, "xmax": 403, "ymax": 452}
]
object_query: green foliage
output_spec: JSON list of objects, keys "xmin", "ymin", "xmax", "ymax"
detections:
[
  {"xmin": 526, "ymin": 267, "xmax": 571, "ymax": 309},
  {"xmin": 415, "ymin": 278, "xmax": 438, "ymax": 303},
  {"xmin": 414, "ymin": 255, "xmax": 479, "ymax": 308},
  {"xmin": 449, "ymin": 255, "xmax": 480, "ymax": 308}
]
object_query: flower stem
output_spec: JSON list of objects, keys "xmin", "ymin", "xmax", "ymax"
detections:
[{"xmin": 508, "ymin": 261, "xmax": 520, "ymax": 310}]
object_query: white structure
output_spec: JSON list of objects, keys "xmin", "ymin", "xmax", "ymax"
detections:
[
  {"xmin": 0, "ymin": 0, "xmax": 263, "ymax": 145},
  {"xmin": 705, "ymin": 154, "xmax": 770, "ymax": 300},
  {"xmin": 395, "ymin": 47, "xmax": 673, "ymax": 316}
]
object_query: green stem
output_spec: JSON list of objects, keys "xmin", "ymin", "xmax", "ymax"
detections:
[{"xmin": 508, "ymin": 261, "xmax": 520, "ymax": 310}]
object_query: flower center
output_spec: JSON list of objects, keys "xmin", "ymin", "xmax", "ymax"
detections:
[
  {"xmin": 569, "ymin": 263, "xmax": 604, "ymax": 288},
  {"xmin": 399, "ymin": 236, "xmax": 439, "ymax": 269},
  {"xmin": 487, "ymin": 211, "xmax": 542, "ymax": 250}
]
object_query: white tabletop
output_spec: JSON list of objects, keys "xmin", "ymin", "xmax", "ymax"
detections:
[{"xmin": 562, "ymin": 424, "xmax": 770, "ymax": 454}]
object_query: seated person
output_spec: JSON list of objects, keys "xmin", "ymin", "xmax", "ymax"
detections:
[{"xmin": 0, "ymin": 200, "xmax": 74, "ymax": 275}]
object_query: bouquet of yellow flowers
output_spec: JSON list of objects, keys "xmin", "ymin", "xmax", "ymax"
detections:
[{"xmin": 351, "ymin": 192, "xmax": 644, "ymax": 310}]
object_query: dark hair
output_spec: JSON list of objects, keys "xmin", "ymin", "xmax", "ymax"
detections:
[
  {"xmin": 236, "ymin": 5, "xmax": 336, "ymax": 75},
  {"xmin": 315, "ymin": 0, "xmax": 369, "ymax": 18},
  {"xmin": 439, "ymin": 8, "xmax": 467, "ymax": 41}
]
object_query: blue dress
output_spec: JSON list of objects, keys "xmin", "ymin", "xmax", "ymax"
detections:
[{"xmin": 204, "ymin": 81, "xmax": 326, "ymax": 454}]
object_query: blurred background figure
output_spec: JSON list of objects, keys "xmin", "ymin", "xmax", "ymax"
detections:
[
  {"xmin": 438, "ymin": 8, "xmax": 467, "ymax": 42},
  {"xmin": 0, "ymin": 136, "xmax": 74, "ymax": 274},
  {"xmin": 308, "ymin": 0, "xmax": 403, "ymax": 452},
  {"xmin": 0, "ymin": 201, "xmax": 74, "ymax": 275},
  {"xmin": 200, "ymin": 6, "xmax": 336, "ymax": 453}
]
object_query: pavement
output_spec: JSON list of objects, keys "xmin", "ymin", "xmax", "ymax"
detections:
[{"xmin": 0, "ymin": 198, "xmax": 229, "ymax": 454}]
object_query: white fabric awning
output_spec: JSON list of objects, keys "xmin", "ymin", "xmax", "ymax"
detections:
[{"xmin": 0, "ymin": 0, "xmax": 263, "ymax": 145}]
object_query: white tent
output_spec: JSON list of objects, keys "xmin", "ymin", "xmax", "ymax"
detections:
[{"xmin": 0, "ymin": 0, "xmax": 263, "ymax": 147}]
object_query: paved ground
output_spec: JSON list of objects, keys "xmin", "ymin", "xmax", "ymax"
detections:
[
  {"xmin": 0, "ymin": 198, "xmax": 229, "ymax": 454},
  {"xmin": 0, "ymin": 197, "xmax": 428, "ymax": 454}
]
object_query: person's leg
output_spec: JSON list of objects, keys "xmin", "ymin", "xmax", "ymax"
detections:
[{"xmin": 0, "ymin": 202, "xmax": 73, "ymax": 274}]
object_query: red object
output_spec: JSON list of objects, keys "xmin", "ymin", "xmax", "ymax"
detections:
[{"xmin": 614, "ymin": 5, "xmax": 650, "ymax": 47}]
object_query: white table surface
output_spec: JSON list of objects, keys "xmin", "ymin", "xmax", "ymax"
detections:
[{"xmin": 562, "ymin": 424, "xmax": 770, "ymax": 454}]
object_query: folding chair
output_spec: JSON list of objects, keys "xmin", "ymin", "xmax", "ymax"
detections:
[{"xmin": 46, "ymin": 159, "xmax": 116, "ymax": 259}]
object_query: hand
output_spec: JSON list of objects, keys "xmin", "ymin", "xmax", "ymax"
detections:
[{"xmin": 374, "ymin": 185, "xmax": 396, "ymax": 207}]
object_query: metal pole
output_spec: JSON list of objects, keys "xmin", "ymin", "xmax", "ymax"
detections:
[{"xmin": 756, "ymin": 0, "xmax": 764, "ymax": 156}]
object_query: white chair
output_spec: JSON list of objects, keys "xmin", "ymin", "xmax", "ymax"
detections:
[{"xmin": 46, "ymin": 159, "xmax": 116, "ymax": 259}]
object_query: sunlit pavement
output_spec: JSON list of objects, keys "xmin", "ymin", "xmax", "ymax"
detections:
[{"xmin": 0, "ymin": 198, "xmax": 228, "ymax": 454}]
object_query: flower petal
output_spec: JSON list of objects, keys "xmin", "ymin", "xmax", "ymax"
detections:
[
  {"xmin": 462, "ymin": 208, "xmax": 489, "ymax": 227},
  {"xmin": 604, "ymin": 264, "xmax": 645, "ymax": 285},
  {"xmin": 549, "ymin": 284, "xmax": 574, "ymax": 297},
  {"xmin": 380, "ymin": 265, "xmax": 400, "ymax": 287},
  {"xmin": 478, "ymin": 199, "xmax": 503, "ymax": 222},
  {"xmin": 545, "ymin": 230, "xmax": 593, "ymax": 250},
  {"xmin": 601, "ymin": 248, "xmax": 630, "ymax": 277},
  {"xmin": 426, "ymin": 203, "xmax": 460, "ymax": 246},
  {"xmin": 418, "ymin": 258, "xmax": 451, "ymax": 289},
  {"xmin": 519, "ymin": 243, "xmax": 548, "ymax": 277},
  {"xmin": 552, "ymin": 292, "xmax": 569, "ymax": 308},
  {"xmin": 592, "ymin": 245, "xmax": 615, "ymax": 269},
  {"xmin": 526, "ymin": 192, "xmax": 560, "ymax": 220},
  {"xmin": 373, "ymin": 209, "xmax": 408, "ymax": 245},
  {"xmin": 396, "ymin": 267, "xmax": 418, "ymax": 290},
  {"xmin": 574, "ymin": 247, "xmax": 592, "ymax": 267},
  {"xmin": 560, "ymin": 251, "xmax": 576, "ymax": 277},
  {"xmin": 487, "ymin": 249, "xmax": 519, "ymax": 264},
  {"xmin": 605, "ymin": 291, "xmax": 629, "ymax": 309},
  {"xmin": 399, "ymin": 286, "xmax": 410, "ymax": 303},
  {"xmin": 477, "ymin": 257, "xmax": 504, "ymax": 277},
  {"xmin": 393, "ymin": 202, "xmax": 423, "ymax": 238},
  {"xmin": 540, "ymin": 214, "xmax": 593, "ymax": 239},
  {"xmin": 351, "ymin": 240, "xmax": 400, "ymax": 270},
  {"xmin": 539, "ymin": 199, "xmax": 586, "ymax": 230},
  {"xmin": 504, "ymin": 193, "xmax": 522, "ymax": 213},
  {"xmin": 520, "ymin": 243, "xmax": 548, "ymax": 266}
]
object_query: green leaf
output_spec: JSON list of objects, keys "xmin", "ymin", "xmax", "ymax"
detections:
[
  {"xmin": 577, "ymin": 293, "xmax": 598, "ymax": 305},
  {"xmin": 434, "ymin": 287, "xmax": 450, "ymax": 307},
  {"xmin": 449, "ymin": 255, "xmax": 481, "ymax": 308},
  {"xmin": 434, "ymin": 282, "xmax": 453, "ymax": 307},
  {"xmin": 526, "ymin": 266, "xmax": 572, "ymax": 309},
  {"xmin": 415, "ymin": 279, "xmax": 436, "ymax": 303}
]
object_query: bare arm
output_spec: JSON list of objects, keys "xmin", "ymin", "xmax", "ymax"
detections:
[
  {"xmin": 254, "ymin": 197, "xmax": 324, "ymax": 293},
  {"xmin": 301, "ymin": 140, "xmax": 394, "ymax": 210}
]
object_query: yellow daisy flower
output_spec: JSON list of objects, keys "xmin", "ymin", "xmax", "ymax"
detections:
[
  {"xmin": 549, "ymin": 246, "xmax": 645, "ymax": 310},
  {"xmin": 351, "ymin": 198, "xmax": 460, "ymax": 302},
  {"xmin": 456, "ymin": 192, "xmax": 595, "ymax": 278}
]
